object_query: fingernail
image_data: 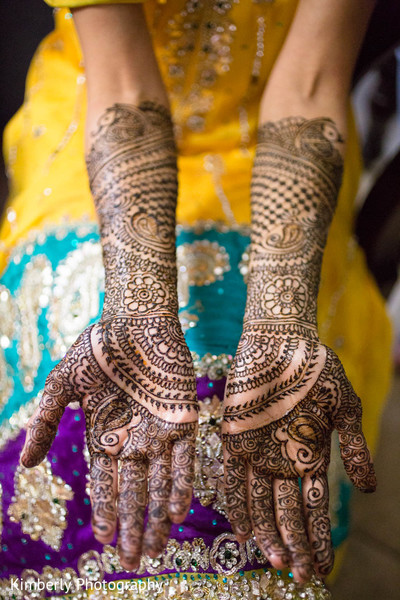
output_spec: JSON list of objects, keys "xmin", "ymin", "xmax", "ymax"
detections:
[
  {"xmin": 124, "ymin": 557, "xmax": 139, "ymax": 569},
  {"xmin": 361, "ymin": 487, "xmax": 376, "ymax": 494},
  {"xmin": 269, "ymin": 552, "xmax": 290, "ymax": 570},
  {"xmin": 292, "ymin": 564, "xmax": 313, "ymax": 583}
]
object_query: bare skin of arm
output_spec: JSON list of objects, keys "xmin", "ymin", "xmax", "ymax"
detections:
[
  {"xmin": 222, "ymin": 0, "xmax": 377, "ymax": 583},
  {"xmin": 21, "ymin": 5, "xmax": 198, "ymax": 572}
]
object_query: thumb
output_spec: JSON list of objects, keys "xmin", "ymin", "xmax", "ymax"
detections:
[
  {"xmin": 20, "ymin": 371, "xmax": 74, "ymax": 468},
  {"xmin": 335, "ymin": 391, "xmax": 377, "ymax": 493}
]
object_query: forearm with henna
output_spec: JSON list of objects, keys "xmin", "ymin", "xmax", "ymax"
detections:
[
  {"xmin": 246, "ymin": 117, "xmax": 343, "ymax": 338},
  {"xmin": 87, "ymin": 102, "xmax": 196, "ymax": 412},
  {"xmin": 88, "ymin": 101, "xmax": 179, "ymax": 321},
  {"xmin": 222, "ymin": 117, "xmax": 376, "ymax": 580},
  {"xmin": 21, "ymin": 102, "xmax": 198, "ymax": 569}
]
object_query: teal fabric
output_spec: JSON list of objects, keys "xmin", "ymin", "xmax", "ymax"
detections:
[
  {"xmin": 0, "ymin": 224, "xmax": 249, "ymax": 425},
  {"xmin": 176, "ymin": 227, "xmax": 248, "ymax": 357},
  {"xmin": 0, "ymin": 226, "xmax": 101, "ymax": 425}
]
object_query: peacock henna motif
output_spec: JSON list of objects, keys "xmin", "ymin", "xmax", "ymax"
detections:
[
  {"xmin": 223, "ymin": 117, "xmax": 376, "ymax": 581},
  {"xmin": 20, "ymin": 102, "xmax": 198, "ymax": 570}
]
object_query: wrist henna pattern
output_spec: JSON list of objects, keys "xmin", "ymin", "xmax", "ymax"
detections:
[
  {"xmin": 223, "ymin": 117, "xmax": 376, "ymax": 581},
  {"xmin": 21, "ymin": 102, "xmax": 198, "ymax": 570},
  {"xmin": 223, "ymin": 346, "xmax": 376, "ymax": 578},
  {"xmin": 93, "ymin": 315, "xmax": 196, "ymax": 413},
  {"xmin": 225, "ymin": 337, "xmax": 321, "ymax": 421}
]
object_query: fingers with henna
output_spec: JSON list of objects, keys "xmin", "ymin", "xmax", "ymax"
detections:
[
  {"xmin": 302, "ymin": 473, "xmax": 334, "ymax": 577},
  {"xmin": 224, "ymin": 449, "xmax": 253, "ymax": 543},
  {"xmin": 117, "ymin": 458, "xmax": 148, "ymax": 571},
  {"xmin": 90, "ymin": 453, "xmax": 118, "ymax": 544},
  {"xmin": 274, "ymin": 478, "xmax": 313, "ymax": 582},
  {"xmin": 142, "ymin": 455, "xmax": 172, "ymax": 558},
  {"xmin": 168, "ymin": 438, "xmax": 195, "ymax": 524},
  {"xmin": 20, "ymin": 382, "xmax": 71, "ymax": 468},
  {"xmin": 335, "ymin": 391, "xmax": 377, "ymax": 492},
  {"xmin": 248, "ymin": 464, "xmax": 290, "ymax": 569}
]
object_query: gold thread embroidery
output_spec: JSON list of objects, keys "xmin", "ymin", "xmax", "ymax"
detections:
[
  {"xmin": 0, "ymin": 393, "xmax": 41, "ymax": 452},
  {"xmin": 177, "ymin": 239, "xmax": 230, "ymax": 307},
  {"xmin": 8, "ymin": 459, "xmax": 74, "ymax": 551},
  {"xmin": 0, "ymin": 285, "xmax": 16, "ymax": 412},
  {"xmin": 158, "ymin": 0, "xmax": 239, "ymax": 138},
  {"xmin": 0, "ymin": 568, "xmax": 331, "ymax": 600},
  {"xmin": 16, "ymin": 255, "xmax": 52, "ymax": 393},
  {"xmin": 48, "ymin": 241, "xmax": 104, "ymax": 360}
]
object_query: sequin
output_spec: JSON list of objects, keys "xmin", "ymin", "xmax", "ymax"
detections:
[
  {"xmin": 8, "ymin": 459, "xmax": 73, "ymax": 550},
  {"xmin": 48, "ymin": 241, "xmax": 104, "ymax": 360},
  {"xmin": 6, "ymin": 208, "xmax": 16, "ymax": 223},
  {"xmin": 16, "ymin": 255, "xmax": 52, "ymax": 392},
  {"xmin": 0, "ymin": 285, "xmax": 16, "ymax": 412},
  {"xmin": 0, "ymin": 484, "xmax": 2, "ymax": 545},
  {"xmin": 238, "ymin": 245, "xmax": 250, "ymax": 282},
  {"xmin": 177, "ymin": 240, "xmax": 230, "ymax": 309}
]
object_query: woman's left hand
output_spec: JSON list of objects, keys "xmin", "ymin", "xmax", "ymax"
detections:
[{"xmin": 222, "ymin": 330, "xmax": 376, "ymax": 582}]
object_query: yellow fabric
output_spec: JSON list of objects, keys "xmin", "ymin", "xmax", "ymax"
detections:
[
  {"xmin": 45, "ymin": 0, "xmax": 144, "ymax": 6},
  {"xmin": 1, "ymin": 1, "xmax": 392, "ymax": 462}
]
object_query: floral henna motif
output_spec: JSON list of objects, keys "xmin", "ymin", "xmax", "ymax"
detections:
[
  {"xmin": 125, "ymin": 275, "xmax": 169, "ymax": 314},
  {"xmin": 21, "ymin": 102, "xmax": 198, "ymax": 569},
  {"xmin": 223, "ymin": 117, "xmax": 376, "ymax": 581}
]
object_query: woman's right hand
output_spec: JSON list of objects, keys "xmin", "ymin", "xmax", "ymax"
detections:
[{"xmin": 20, "ymin": 314, "xmax": 198, "ymax": 571}]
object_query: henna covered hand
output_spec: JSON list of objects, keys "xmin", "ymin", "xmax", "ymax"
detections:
[
  {"xmin": 21, "ymin": 102, "xmax": 198, "ymax": 570},
  {"xmin": 222, "ymin": 117, "xmax": 376, "ymax": 582},
  {"xmin": 223, "ymin": 338, "xmax": 375, "ymax": 580},
  {"xmin": 21, "ymin": 319, "xmax": 197, "ymax": 569}
]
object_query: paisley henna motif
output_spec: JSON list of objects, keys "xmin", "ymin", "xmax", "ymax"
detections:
[
  {"xmin": 21, "ymin": 103, "xmax": 198, "ymax": 570},
  {"xmin": 223, "ymin": 117, "xmax": 376, "ymax": 582}
]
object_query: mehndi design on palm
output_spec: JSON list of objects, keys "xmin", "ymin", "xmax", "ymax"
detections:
[
  {"xmin": 21, "ymin": 103, "xmax": 198, "ymax": 570},
  {"xmin": 223, "ymin": 117, "xmax": 376, "ymax": 582}
]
